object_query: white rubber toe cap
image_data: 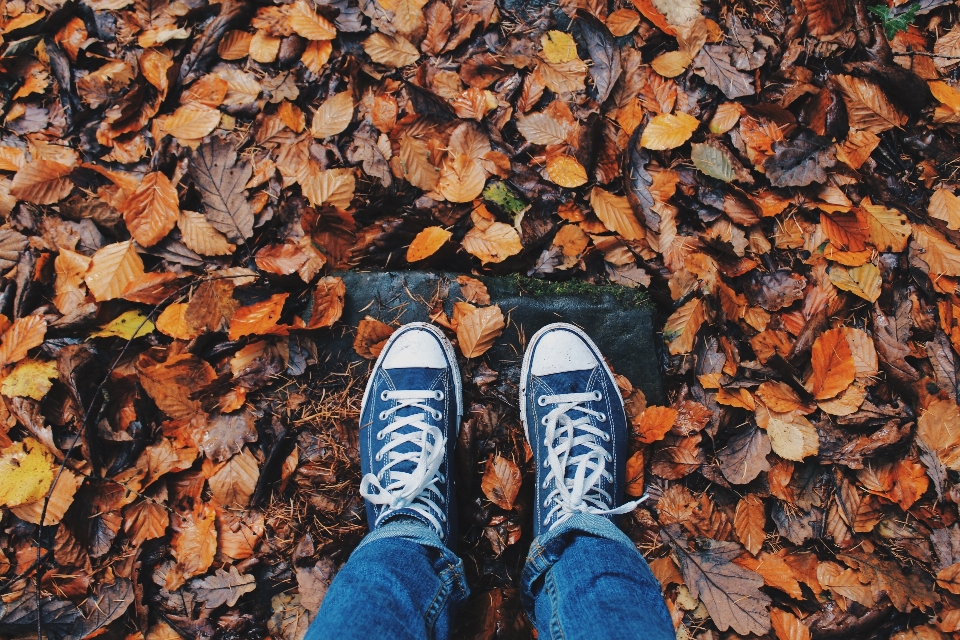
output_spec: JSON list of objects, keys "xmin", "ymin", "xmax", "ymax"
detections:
[
  {"xmin": 529, "ymin": 328, "xmax": 599, "ymax": 376},
  {"xmin": 382, "ymin": 328, "xmax": 447, "ymax": 369}
]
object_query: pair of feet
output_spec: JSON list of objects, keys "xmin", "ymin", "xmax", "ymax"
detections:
[{"xmin": 358, "ymin": 322, "xmax": 642, "ymax": 546}]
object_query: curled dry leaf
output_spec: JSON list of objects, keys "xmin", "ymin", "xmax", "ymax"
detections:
[
  {"xmin": 462, "ymin": 216, "xmax": 523, "ymax": 264},
  {"xmin": 456, "ymin": 304, "xmax": 505, "ymax": 358},
  {"xmin": 354, "ymin": 317, "xmax": 395, "ymax": 359}
]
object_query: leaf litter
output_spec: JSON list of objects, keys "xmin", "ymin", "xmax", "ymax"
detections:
[{"xmin": 2, "ymin": 0, "xmax": 960, "ymax": 638}]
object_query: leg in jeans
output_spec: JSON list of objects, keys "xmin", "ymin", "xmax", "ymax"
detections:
[
  {"xmin": 306, "ymin": 519, "xmax": 468, "ymax": 640},
  {"xmin": 522, "ymin": 514, "xmax": 674, "ymax": 640},
  {"xmin": 305, "ymin": 324, "xmax": 467, "ymax": 640},
  {"xmin": 519, "ymin": 324, "xmax": 674, "ymax": 640}
]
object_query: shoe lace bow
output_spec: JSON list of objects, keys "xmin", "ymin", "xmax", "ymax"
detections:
[
  {"xmin": 539, "ymin": 391, "xmax": 645, "ymax": 529},
  {"xmin": 360, "ymin": 389, "xmax": 447, "ymax": 533}
]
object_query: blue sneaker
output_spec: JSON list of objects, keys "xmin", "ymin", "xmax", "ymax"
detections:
[
  {"xmin": 520, "ymin": 323, "xmax": 643, "ymax": 537},
  {"xmin": 358, "ymin": 322, "xmax": 462, "ymax": 545}
]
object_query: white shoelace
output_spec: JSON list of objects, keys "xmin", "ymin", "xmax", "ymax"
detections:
[
  {"xmin": 539, "ymin": 391, "xmax": 645, "ymax": 529},
  {"xmin": 360, "ymin": 389, "xmax": 447, "ymax": 534}
]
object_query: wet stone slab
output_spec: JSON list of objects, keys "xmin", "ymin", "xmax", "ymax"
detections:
[{"xmin": 314, "ymin": 271, "xmax": 663, "ymax": 404}]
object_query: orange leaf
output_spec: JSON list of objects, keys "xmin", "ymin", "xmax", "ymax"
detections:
[
  {"xmin": 456, "ymin": 304, "xmax": 505, "ymax": 358},
  {"xmin": 631, "ymin": 0, "xmax": 676, "ymax": 35},
  {"xmin": 156, "ymin": 303, "xmax": 201, "ymax": 340},
  {"xmin": 626, "ymin": 449, "xmax": 645, "ymax": 497},
  {"xmin": 820, "ymin": 210, "xmax": 868, "ymax": 252},
  {"xmin": 354, "ymin": 317, "xmax": 395, "ymax": 359},
  {"xmin": 119, "ymin": 172, "xmax": 180, "ymax": 247},
  {"xmin": 407, "ymin": 226, "xmax": 452, "ymax": 262},
  {"xmin": 770, "ymin": 608, "xmax": 811, "ymax": 640},
  {"xmin": 228, "ymin": 293, "xmax": 289, "ymax": 340},
  {"xmin": 169, "ymin": 502, "xmax": 217, "ymax": 589},
  {"xmin": 0, "ymin": 315, "xmax": 47, "ymax": 367},
  {"xmin": 545, "ymin": 155, "xmax": 588, "ymax": 188},
  {"xmin": 807, "ymin": 328, "xmax": 856, "ymax": 400},
  {"xmin": 85, "ymin": 241, "xmax": 146, "ymax": 302},
  {"xmin": 636, "ymin": 406, "xmax": 678, "ymax": 444},
  {"xmin": 481, "ymin": 454, "xmax": 522, "ymax": 510},
  {"xmin": 303, "ymin": 276, "xmax": 345, "ymax": 329},
  {"xmin": 734, "ymin": 494, "xmax": 766, "ymax": 556}
]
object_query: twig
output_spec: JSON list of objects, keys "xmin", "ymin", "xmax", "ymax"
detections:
[{"xmin": 32, "ymin": 273, "xmax": 259, "ymax": 640}]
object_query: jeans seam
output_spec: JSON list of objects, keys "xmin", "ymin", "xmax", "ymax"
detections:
[
  {"xmin": 545, "ymin": 569, "xmax": 566, "ymax": 640},
  {"xmin": 423, "ymin": 567, "xmax": 452, "ymax": 639}
]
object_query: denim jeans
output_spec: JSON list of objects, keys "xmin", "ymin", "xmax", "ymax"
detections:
[{"xmin": 305, "ymin": 513, "xmax": 675, "ymax": 640}]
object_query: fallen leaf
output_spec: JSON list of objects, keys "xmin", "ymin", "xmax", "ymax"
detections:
[
  {"xmin": 364, "ymin": 33, "xmax": 420, "ymax": 67},
  {"xmin": 481, "ymin": 454, "xmax": 522, "ymax": 509},
  {"xmin": 1, "ymin": 359, "xmax": 59, "ymax": 400},
  {"xmin": 407, "ymin": 226, "xmax": 452, "ymax": 262},
  {"xmin": 456, "ymin": 305, "xmax": 505, "ymax": 358},
  {"xmin": 545, "ymin": 155, "xmax": 588, "ymax": 188},
  {"xmin": 354, "ymin": 317, "xmax": 395, "ymax": 359},
  {"xmin": 590, "ymin": 187, "xmax": 645, "ymax": 241},
  {"xmin": 0, "ymin": 438, "xmax": 53, "ymax": 508},
  {"xmin": 90, "ymin": 310, "xmax": 155, "ymax": 340},
  {"xmin": 311, "ymin": 91, "xmax": 354, "ymax": 139},
  {"xmin": 734, "ymin": 494, "xmax": 766, "ymax": 556},
  {"xmin": 192, "ymin": 566, "xmax": 256, "ymax": 608},
  {"xmin": 0, "ymin": 315, "xmax": 47, "ymax": 367},
  {"xmin": 807, "ymin": 328, "xmax": 856, "ymax": 400},
  {"xmin": 636, "ymin": 405, "xmax": 679, "ymax": 444},
  {"xmin": 756, "ymin": 404, "xmax": 819, "ymax": 462},
  {"xmin": 641, "ymin": 112, "xmax": 700, "ymax": 150},
  {"xmin": 10, "ymin": 159, "xmax": 74, "ymax": 205},
  {"xmin": 208, "ymin": 447, "xmax": 259, "ymax": 508},
  {"xmin": 770, "ymin": 608, "xmax": 812, "ymax": 640},
  {"xmin": 228, "ymin": 293, "xmax": 288, "ymax": 340}
]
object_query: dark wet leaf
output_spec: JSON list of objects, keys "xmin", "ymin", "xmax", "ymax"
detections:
[
  {"xmin": 574, "ymin": 10, "xmax": 621, "ymax": 105},
  {"xmin": 763, "ymin": 131, "xmax": 837, "ymax": 187}
]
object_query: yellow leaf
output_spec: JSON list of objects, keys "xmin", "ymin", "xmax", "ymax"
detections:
[
  {"xmin": 310, "ymin": 91, "xmax": 354, "ymax": 139},
  {"xmin": 178, "ymin": 210, "xmax": 235, "ymax": 256},
  {"xmin": 287, "ymin": 0, "xmax": 336, "ymax": 40},
  {"xmin": 456, "ymin": 305, "xmax": 505, "ymax": 358},
  {"xmin": 709, "ymin": 102, "xmax": 743, "ymax": 134},
  {"xmin": 651, "ymin": 50, "xmax": 693, "ymax": 78},
  {"xmin": 10, "ymin": 466, "xmax": 82, "ymax": 525},
  {"xmin": 438, "ymin": 153, "xmax": 486, "ymax": 203},
  {"xmin": 755, "ymin": 405, "xmax": 819, "ymax": 462},
  {"xmin": 590, "ymin": 187, "xmax": 645, "ymax": 241},
  {"xmin": 363, "ymin": 32, "xmax": 420, "ymax": 67},
  {"xmin": 664, "ymin": 297, "xmax": 706, "ymax": 355},
  {"xmin": 90, "ymin": 309, "xmax": 155, "ymax": 340},
  {"xmin": 300, "ymin": 165, "xmax": 355, "ymax": 210},
  {"xmin": 828, "ymin": 263, "xmax": 881, "ymax": 302},
  {"xmin": 0, "ymin": 438, "xmax": 53, "ymax": 508},
  {"xmin": 930, "ymin": 80, "xmax": 960, "ymax": 110},
  {"xmin": 1, "ymin": 360, "xmax": 59, "ymax": 400},
  {"xmin": 156, "ymin": 303, "xmax": 201, "ymax": 340},
  {"xmin": 407, "ymin": 226, "xmax": 452, "ymax": 262},
  {"xmin": 163, "ymin": 103, "xmax": 221, "ymax": 141},
  {"xmin": 640, "ymin": 112, "xmax": 700, "ymax": 150},
  {"xmin": 541, "ymin": 31, "xmax": 579, "ymax": 64},
  {"xmin": 861, "ymin": 198, "xmax": 910, "ymax": 252},
  {"xmin": 249, "ymin": 30, "xmax": 281, "ymax": 63},
  {"xmin": 545, "ymin": 155, "xmax": 588, "ymax": 188},
  {"xmin": 462, "ymin": 220, "xmax": 523, "ymax": 264},
  {"xmin": 84, "ymin": 241, "xmax": 146, "ymax": 302},
  {"xmin": 930, "ymin": 188, "xmax": 960, "ymax": 231}
]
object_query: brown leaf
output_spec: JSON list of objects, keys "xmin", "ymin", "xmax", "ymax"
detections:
[
  {"xmin": 169, "ymin": 502, "xmax": 218, "ymax": 589},
  {"xmin": 481, "ymin": 454, "xmax": 522, "ymax": 510},
  {"xmin": 456, "ymin": 275, "xmax": 491, "ymax": 305},
  {"xmin": 0, "ymin": 315, "xmax": 47, "ymax": 367},
  {"xmin": 807, "ymin": 328, "xmax": 856, "ymax": 400},
  {"xmin": 119, "ymin": 171, "xmax": 180, "ymax": 247},
  {"xmin": 228, "ymin": 293, "xmax": 288, "ymax": 341},
  {"xmin": 208, "ymin": 447, "xmax": 259, "ymax": 508},
  {"xmin": 625, "ymin": 449, "xmax": 645, "ymax": 497},
  {"xmin": 84, "ymin": 241, "xmax": 146, "ymax": 302},
  {"xmin": 590, "ymin": 186, "xmax": 645, "ymax": 241},
  {"xmin": 10, "ymin": 159, "xmax": 74, "ymax": 205},
  {"xmin": 770, "ymin": 608, "xmax": 812, "ymax": 640},
  {"xmin": 354, "ymin": 317, "xmax": 395, "ymax": 359},
  {"xmin": 302, "ymin": 276, "xmax": 345, "ymax": 329},
  {"xmin": 137, "ymin": 352, "xmax": 216, "ymax": 420},
  {"xmin": 734, "ymin": 494, "xmax": 766, "ymax": 556},
  {"xmin": 178, "ymin": 210, "xmax": 234, "ymax": 256},
  {"xmin": 456, "ymin": 304, "xmax": 505, "ymax": 358}
]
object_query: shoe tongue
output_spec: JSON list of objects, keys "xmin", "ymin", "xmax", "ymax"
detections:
[{"xmin": 381, "ymin": 368, "xmax": 444, "ymax": 477}]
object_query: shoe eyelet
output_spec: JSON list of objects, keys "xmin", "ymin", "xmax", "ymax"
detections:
[
  {"xmin": 437, "ymin": 474, "xmax": 445, "ymax": 483},
  {"xmin": 542, "ymin": 416, "xmax": 549, "ymax": 426},
  {"xmin": 543, "ymin": 500, "xmax": 550, "ymax": 507},
  {"xmin": 593, "ymin": 391, "xmax": 602, "ymax": 401},
  {"xmin": 598, "ymin": 413, "xmax": 607, "ymax": 422},
  {"xmin": 603, "ymin": 433, "xmax": 610, "ymax": 442},
  {"xmin": 435, "ymin": 391, "xmax": 444, "ymax": 400},
  {"xmin": 537, "ymin": 396, "xmax": 547, "ymax": 406},
  {"xmin": 433, "ymin": 411, "xmax": 443, "ymax": 420},
  {"xmin": 441, "ymin": 514, "xmax": 447, "ymax": 522},
  {"xmin": 381, "ymin": 390, "xmax": 389, "ymax": 401},
  {"xmin": 379, "ymin": 411, "xmax": 388, "ymax": 420},
  {"xmin": 375, "ymin": 452, "xmax": 382, "ymax": 461},
  {"xmin": 376, "ymin": 431, "xmax": 385, "ymax": 440},
  {"xmin": 543, "ymin": 460, "xmax": 549, "ymax": 468},
  {"xmin": 543, "ymin": 481, "xmax": 549, "ymax": 489}
]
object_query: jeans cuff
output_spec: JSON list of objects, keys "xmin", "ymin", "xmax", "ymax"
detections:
[
  {"xmin": 520, "ymin": 513, "xmax": 637, "ymax": 619},
  {"xmin": 356, "ymin": 516, "xmax": 471, "ymax": 606}
]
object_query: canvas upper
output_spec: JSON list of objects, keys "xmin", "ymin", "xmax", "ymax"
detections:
[
  {"xmin": 358, "ymin": 322, "xmax": 461, "ymax": 545},
  {"xmin": 520, "ymin": 323, "xmax": 643, "ymax": 537}
]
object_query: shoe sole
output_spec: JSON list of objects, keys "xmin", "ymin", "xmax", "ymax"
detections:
[
  {"xmin": 359, "ymin": 321, "xmax": 464, "ymax": 440},
  {"xmin": 519, "ymin": 322, "xmax": 622, "ymax": 444}
]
